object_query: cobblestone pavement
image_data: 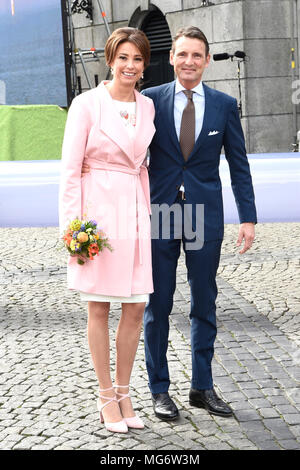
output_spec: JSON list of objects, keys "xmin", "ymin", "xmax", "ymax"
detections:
[{"xmin": 0, "ymin": 223, "xmax": 299, "ymax": 450}]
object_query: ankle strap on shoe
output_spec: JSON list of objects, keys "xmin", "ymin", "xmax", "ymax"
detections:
[
  {"xmin": 99, "ymin": 386, "xmax": 114, "ymax": 392},
  {"xmin": 98, "ymin": 386, "xmax": 117, "ymax": 411},
  {"xmin": 114, "ymin": 384, "xmax": 130, "ymax": 402}
]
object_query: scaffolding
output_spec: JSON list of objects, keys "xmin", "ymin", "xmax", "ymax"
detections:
[{"xmin": 63, "ymin": 0, "xmax": 111, "ymax": 103}]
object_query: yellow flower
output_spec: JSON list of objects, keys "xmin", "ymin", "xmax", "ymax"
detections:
[
  {"xmin": 70, "ymin": 239, "xmax": 77, "ymax": 251},
  {"xmin": 94, "ymin": 234, "xmax": 99, "ymax": 240},
  {"xmin": 69, "ymin": 219, "xmax": 82, "ymax": 231},
  {"xmin": 77, "ymin": 232, "xmax": 89, "ymax": 243},
  {"xmin": 70, "ymin": 240, "xmax": 81, "ymax": 252}
]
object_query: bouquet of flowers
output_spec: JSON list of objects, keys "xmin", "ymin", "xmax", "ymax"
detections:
[{"xmin": 62, "ymin": 218, "xmax": 112, "ymax": 265}]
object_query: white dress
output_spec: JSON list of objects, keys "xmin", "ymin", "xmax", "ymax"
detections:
[{"xmin": 80, "ymin": 99, "xmax": 149, "ymax": 304}]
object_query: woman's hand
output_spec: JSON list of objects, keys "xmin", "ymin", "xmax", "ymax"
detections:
[
  {"xmin": 70, "ymin": 252, "xmax": 87, "ymax": 265},
  {"xmin": 81, "ymin": 162, "xmax": 90, "ymax": 176}
]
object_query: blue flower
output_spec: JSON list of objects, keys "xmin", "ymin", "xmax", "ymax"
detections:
[
  {"xmin": 89, "ymin": 220, "xmax": 97, "ymax": 227},
  {"xmin": 72, "ymin": 231, "xmax": 79, "ymax": 239},
  {"xmin": 80, "ymin": 224, "xmax": 86, "ymax": 231}
]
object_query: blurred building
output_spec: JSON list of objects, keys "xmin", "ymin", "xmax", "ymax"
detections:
[{"xmin": 68, "ymin": 0, "xmax": 299, "ymax": 153}]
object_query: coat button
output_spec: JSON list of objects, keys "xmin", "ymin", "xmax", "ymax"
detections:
[{"xmin": 183, "ymin": 166, "xmax": 186, "ymax": 170}]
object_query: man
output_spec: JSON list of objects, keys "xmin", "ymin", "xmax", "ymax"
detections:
[{"xmin": 142, "ymin": 26, "xmax": 257, "ymax": 421}]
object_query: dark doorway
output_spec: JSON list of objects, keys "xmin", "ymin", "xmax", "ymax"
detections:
[{"xmin": 130, "ymin": 6, "xmax": 174, "ymax": 90}]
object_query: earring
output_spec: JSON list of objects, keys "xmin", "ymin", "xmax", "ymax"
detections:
[
  {"xmin": 141, "ymin": 72, "xmax": 144, "ymax": 79},
  {"xmin": 110, "ymin": 68, "xmax": 114, "ymax": 75}
]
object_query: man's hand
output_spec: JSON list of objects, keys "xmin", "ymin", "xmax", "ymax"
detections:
[
  {"xmin": 236, "ymin": 222, "xmax": 255, "ymax": 254},
  {"xmin": 81, "ymin": 162, "xmax": 90, "ymax": 176}
]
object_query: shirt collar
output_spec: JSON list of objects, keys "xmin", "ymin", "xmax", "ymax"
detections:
[{"xmin": 175, "ymin": 79, "xmax": 204, "ymax": 96}]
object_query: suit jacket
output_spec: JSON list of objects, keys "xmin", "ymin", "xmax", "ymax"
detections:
[
  {"xmin": 142, "ymin": 81, "xmax": 257, "ymax": 241},
  {"xmin": 59, "ymin": 81, "xmax": 156, "ymax": 296}
]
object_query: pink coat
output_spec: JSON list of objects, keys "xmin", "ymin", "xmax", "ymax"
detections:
[{"xmin": 59, "ymin": 82, "xmax": 156, "ymax": 296}]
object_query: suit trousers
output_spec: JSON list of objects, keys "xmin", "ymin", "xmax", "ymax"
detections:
[{"xmin": 144, "ymin": 198, "xmax": 222, "ymax": 393}]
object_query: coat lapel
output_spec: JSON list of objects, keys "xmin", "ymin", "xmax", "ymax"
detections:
[
  {"xmin": 188, "ymin": 83, "xmax": 221, "ymax": 160},
  {"xmin": 96, "ymin": 82, "xmax": 134, "ymax": 160},
  {"xmin": 159, "ymin": 82, "xmax": 182, "ymax": 155},
  {"xmin": 133, "ymin": 89, "xmax": 156, "ymax": 159}
]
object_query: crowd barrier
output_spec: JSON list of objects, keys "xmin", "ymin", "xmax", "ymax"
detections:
[{"xmin": 0, "ymin": 154, "xmax": 299, "ymax": 227}]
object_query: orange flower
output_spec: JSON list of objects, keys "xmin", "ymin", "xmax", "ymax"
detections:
[
  {"xmin": 90, "ymin": 243, "xmax": 99, "ymax": 253},
  {"xmin": 88, "ymin": 243, "xmax": 99, "ymax": 259},
  {"xmin": 63, "ymin": 231, "xmax": 73, "ymax": 246}
]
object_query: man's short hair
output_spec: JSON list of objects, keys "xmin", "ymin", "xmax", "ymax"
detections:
[{"xmin": 172, "ymin": 26, "xmax": 210, "ymax": 56}]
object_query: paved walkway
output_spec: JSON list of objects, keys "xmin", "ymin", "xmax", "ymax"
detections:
[{"xmin": 0, "ymin": 223, "xmax": 299, "ymax": 450}]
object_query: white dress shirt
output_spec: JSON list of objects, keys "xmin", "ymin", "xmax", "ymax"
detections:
[{"xmin": 174, "ymin": 79, "xmax": 205, "ymax": 142}]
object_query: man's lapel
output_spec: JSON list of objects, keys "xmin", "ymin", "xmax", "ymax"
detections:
[
  {"xmin": 159, "ymin": 82, "xmax": 221, "ymax": 162},
  {"xmin": 133, "ymin": 89, "xmax": 156, "ymax": 159},
  {"xmin": 188, "ymin": 84, "xmax": 220, "ymax": 160},
  {"xmin": 159, "ymin": 81, "xmax": 181, "ymax": 155}
]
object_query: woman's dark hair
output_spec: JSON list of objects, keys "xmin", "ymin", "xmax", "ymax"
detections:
[{"xmin": 105, "ymin": 27, "xmax": 151, "ymax": 68}]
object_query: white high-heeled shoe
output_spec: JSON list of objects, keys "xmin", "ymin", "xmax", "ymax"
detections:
[
  {"xmin": 114, "ymin": 384, "xmax": 144, "ymax": 429},
  {"xmin": 97, "ymin": 386, "xmax": 128, "ymax": 433}
]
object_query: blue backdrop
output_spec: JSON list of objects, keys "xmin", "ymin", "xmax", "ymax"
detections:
[{"xmin": 0, "ymin": 0, "xmax": 66, "ymax": 106}]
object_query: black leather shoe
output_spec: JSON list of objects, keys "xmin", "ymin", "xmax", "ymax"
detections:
[
  {"xmin": 189, "ymin": 388, "xmax": 233, "ymax": 417},
  {"xmin": 152, "ymin": 393, "xmax": 179, "ymax": 421}
]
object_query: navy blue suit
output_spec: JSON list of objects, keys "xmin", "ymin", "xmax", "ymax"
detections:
[{"xmin": 142, "ymin": 81, "xmax": 257, "ymax": 393}]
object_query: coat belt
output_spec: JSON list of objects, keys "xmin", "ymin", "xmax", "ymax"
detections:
[{"xmin": 85, "ymin": 161, "xmax": 151, "ymax": 265}]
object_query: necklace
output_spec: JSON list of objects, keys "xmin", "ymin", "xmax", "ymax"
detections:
[{"xmin": 120, "ymin": 110, "xmax": 129, "ymax": 120}]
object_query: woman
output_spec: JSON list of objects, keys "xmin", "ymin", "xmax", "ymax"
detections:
[{"xmin": 59, "ymin": 28, "xmax": 155, "ymax": 433}]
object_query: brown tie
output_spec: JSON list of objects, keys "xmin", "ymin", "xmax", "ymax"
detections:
[{"xmin": 179, "ymin": 90, "xmax": 195, "ymax": 161}]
